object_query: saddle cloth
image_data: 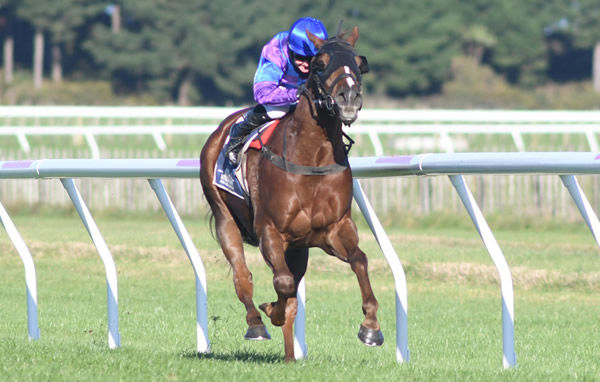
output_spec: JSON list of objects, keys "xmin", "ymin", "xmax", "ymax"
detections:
[{"xmin": 213, "ymin": 120, "xmax": 280, "ymax": 199}]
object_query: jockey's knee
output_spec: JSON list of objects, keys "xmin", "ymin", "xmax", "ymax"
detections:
[{"xmin": 247, "ymin": 104, "xmax": 271, "ymax": 127}]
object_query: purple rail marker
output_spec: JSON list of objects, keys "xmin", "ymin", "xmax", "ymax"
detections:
[
  {"xmin": 176, "ymin": 159, "xmax": 201, "ymax": 167},
  {"xmin": 2, "ymin": 161, "xmax": 33, "ymax": 169},
  {"xmin": 375, "ymin": 156, "xmax": 413, "ymax": 164}
]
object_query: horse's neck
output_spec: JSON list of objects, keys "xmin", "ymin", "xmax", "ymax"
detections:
[{"xmin": 283, "ymin": 100, "xmax": 348, "ymax": 166}]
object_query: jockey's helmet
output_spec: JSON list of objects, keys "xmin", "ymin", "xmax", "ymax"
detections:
[{"xmin": 288, "ymin": 17, "xmax": 328, "ymax": 57}]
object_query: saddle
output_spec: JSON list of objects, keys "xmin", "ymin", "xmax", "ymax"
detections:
[{"xmin": 213, "ymin": 120, "xmax": 280, "ymax": 199}]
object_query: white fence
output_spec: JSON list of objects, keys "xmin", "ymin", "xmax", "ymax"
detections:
[
  {"xmin": 3, "ymin": 106, "xmax": 600, "ymax": 157},
  {"xmin": 3, "ymin": 153, "xmax": 600, "ymax": 368}
]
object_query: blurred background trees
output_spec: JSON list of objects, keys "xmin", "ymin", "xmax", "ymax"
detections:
[{"xmin": 1, "ymin": 0, "xmax": 599, "ymax": 107}]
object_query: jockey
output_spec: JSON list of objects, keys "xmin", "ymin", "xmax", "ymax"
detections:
[{"xmin": 224, "ymin": 17, "xmax": 328, "ymax": 165}]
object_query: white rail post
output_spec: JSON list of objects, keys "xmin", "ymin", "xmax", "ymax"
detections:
[
  {"xmin": 352, "ymin": 178, "xmax": 410, "ymax": 363},
  {"xmin": 510, "ymin": 131, "xmax": 526, "ymax": 152},
  {"xmin": 585, "ymin": 130, "xmax": 599, "ymax": 152},
  {"xmin": 439, "ymin": 130, "xmax": 454, "ymax": 153},
  {"xmin": 560, "ymin": 175, "xmax": 600, "ymax": 248},
  {"xmin": 294, "ymin": 277, "xmax": 307, "ymax": 359},
  {"xmin": 148, "ymin": 178, "xmax": 210, "ymax": 354},
  {"xmin": 84, "ymin": 133, "xmax": 101, "ymax": 159},
  {"xmin": 61, "ymin": 178, "xmax": 120, "ymax": 349},
  {"xmin": 449, "ymin": 175, "xmax": 516, "ymax": 369},
  {"xmin": 151, "ymin": 131, "xmax": 167, "ymax": 151},
  {"xmin": 16, "ymin": 132, "xmax": 31, "ymax": 153},
  {"xmin": 0, "ymin": 200, "xmax": 40, "ymax": 340},
  {"xmin": 367, "ymin": 131, "xmax": 385, "ymax": 156}
]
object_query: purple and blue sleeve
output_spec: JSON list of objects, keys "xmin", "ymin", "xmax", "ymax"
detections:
[{"xmin": 253, "ymin": 34, "xmax": 298, "ymax": 105}]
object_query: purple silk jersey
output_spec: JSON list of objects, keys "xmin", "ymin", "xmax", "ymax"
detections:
[{"xmin": 253, "ymin": 31, "xmax": 306, "ymax": 106}]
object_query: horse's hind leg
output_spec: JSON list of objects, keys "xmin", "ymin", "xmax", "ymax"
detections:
[
  {"xmin": 213, "ymin": 209, "xmax": 270, "ymax": 340},
  {"xmin": 326, "ymin": 218, "xmax": 384, "ymax": 346}
]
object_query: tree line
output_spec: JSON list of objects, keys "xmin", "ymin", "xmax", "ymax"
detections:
[{"xmin": 1, "ymin": 0, "xmax": 599, "ymax": 106}]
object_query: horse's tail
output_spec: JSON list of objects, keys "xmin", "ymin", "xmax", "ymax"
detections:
[
  {"xmin": 206, "ymin": 208, "xmax": 217, "ymax": 241},
  {"xmin": 232, "ymin": 208, "xmax": 259, "ymax": 247},
  {"xmin": 203, "ymin": 194, "xmax": 257, "ymax": 246}
]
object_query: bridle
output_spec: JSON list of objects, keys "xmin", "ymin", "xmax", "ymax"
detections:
[{"xmin": 299, "ymin": 37, "xmax": 363, "ymax": 119}]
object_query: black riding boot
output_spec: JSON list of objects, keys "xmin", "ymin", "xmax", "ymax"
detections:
[{"xmin": 224, "ymin": 105, "xmax": 271, "ymax": 165}]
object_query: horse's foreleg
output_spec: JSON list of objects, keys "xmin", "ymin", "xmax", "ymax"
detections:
[
  {"xmin": 282, "ymin": 296, "xmax": 298, "ymax": 362},
  {"xmin": 258, "ymin": 225, "xmax": 295, "ymax": 327},
  {"xmin": 281, "ymin": 247, "xmax": 309, "ymax": 361},
  {"xmin": 326, "ymin": 218, "xmax": 384, "ymax": 346},
  {"xmin": 214, "ymin": 211, "xmax": 269, "ymax": 340},
  {"xmin": 348, "ymin": 246, "xmax": 384, "ymax": 346}
]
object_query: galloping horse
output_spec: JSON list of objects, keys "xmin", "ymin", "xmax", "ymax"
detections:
[{"xmin": 200, "ymin": 26, "xmax": 382, "ymax": 361}]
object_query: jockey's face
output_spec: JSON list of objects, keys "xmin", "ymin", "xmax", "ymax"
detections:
[
  {"xmin": 294, "ymin": 58, "xmax": 310, "ymax": 74},
  {"xmin": 291, "ymin": 51, "xmax": 312, "ymax": 75}
]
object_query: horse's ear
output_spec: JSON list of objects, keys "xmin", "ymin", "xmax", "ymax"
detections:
[
  {"xmin": 306, "ymin": 28, "xmax": 325, "ymax": 50},
  {"xmin": 347, "ymin": 26, "xmax": 359, "ymax": 47}
]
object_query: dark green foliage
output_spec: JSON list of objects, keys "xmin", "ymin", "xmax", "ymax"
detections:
[
  {"xmin": 342, "ymin": 0, "xmax": 462, "ymax": 96},
  {"xmin": 567, "ymin": 0, "xmax": 600, "ymax": 48},
  {"xmin": 1, "ymin": 0, "xmax": 600, "ymax": 104},
  {"xmin": 17, "ymin": 0, "xmax": 104, "ymax": 44}
]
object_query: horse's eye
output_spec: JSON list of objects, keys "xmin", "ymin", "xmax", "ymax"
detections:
[{"xmin": 311, "ymin": 58, "xmax": 326, "ymax": 72}]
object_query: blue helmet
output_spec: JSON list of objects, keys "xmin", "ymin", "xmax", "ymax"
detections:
[{"xmin": 287, "ymin": 17, "xmax": 328, "ymax": 57}]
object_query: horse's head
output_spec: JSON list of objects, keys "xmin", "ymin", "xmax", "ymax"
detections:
[{"xmin": 306, "ymin": 26, "xmax": 369, "ymax": 126}]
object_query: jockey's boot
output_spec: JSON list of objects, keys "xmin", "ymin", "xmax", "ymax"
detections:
[{"xmin": 224, "ymin": 105, "xmax": 271, "ymax": 166}]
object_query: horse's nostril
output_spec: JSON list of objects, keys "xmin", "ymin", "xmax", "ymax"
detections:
[{"xmin": 355, "ymin": 94, "xmax": 363, "ymax": 108}]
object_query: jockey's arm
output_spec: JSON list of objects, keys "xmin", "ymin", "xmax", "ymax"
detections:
[
  {"xmin": 253, "ymin": 56, "xmax": 298, "ymax": 106},
  {"xmin": 254, "ymin": 78, "xmax": 297, "ymax": 106}
]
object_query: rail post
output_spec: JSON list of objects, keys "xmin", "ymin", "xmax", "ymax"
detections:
[
  {"xmin": 353, "ymin": 178, "xmax": 410, "ymax": 363},
  {"xmin": 0, "ymin": 200, "xmax": 40, "ymax": 340},
  {"xmin": 61, "ymin": 178, "xmax": 121, "ymax": 349},
  {"xmin": 148, "ymin": 178, "xmax": 210, "ymax": 354},
  {"xmin": 449, "ymin": 174, "xmax": 516, "ymax": 368}
]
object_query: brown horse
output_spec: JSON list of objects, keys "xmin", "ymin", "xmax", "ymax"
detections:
[{"xmin": 200, "ymin": 26, "xmax": 382, "ymax": 361}]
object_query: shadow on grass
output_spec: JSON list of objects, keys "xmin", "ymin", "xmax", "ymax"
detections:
[{"xmin": 181, "ymin": 349, "xmax": 283, "ymax": 364}]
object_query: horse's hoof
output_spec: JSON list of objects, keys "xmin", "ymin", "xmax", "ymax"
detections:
[
  {"xmin": 244, "ymin": 325, "xmax": 271, "ymax": 341},
  {"xmin": 358, "ymin": 325, "xmax": 384, "ymax": 346}
]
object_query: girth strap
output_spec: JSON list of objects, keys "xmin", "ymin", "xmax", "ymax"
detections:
[{"xmin": 260, "ymin": 146, "xmax": 348, "ymax": 175}]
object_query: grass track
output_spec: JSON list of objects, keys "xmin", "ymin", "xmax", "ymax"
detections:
[{"xmin": 1, "ymin": 213, "xmax": 599, "ymax": 381}]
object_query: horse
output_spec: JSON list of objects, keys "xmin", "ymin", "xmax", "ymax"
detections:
[{"xmin": 199, "ymin": 26, "xmax": 382, "ymax": 362}]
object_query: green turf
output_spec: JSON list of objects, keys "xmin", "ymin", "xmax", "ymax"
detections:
[{"xmin": 1, "ymin": 213, "xmax": 599, "ymax": 380}]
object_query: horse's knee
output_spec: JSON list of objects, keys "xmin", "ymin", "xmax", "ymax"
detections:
[
  {"xmin": 273, "ymin": 273, "xmax": 295, "ymax": 298},
  {"xmin": 348, "ymin": 248, "xmax": 368, "ymax": 270},
  {"xmin": 234, "ymin": 270, "xmax": 253, "ymax": 285}
]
